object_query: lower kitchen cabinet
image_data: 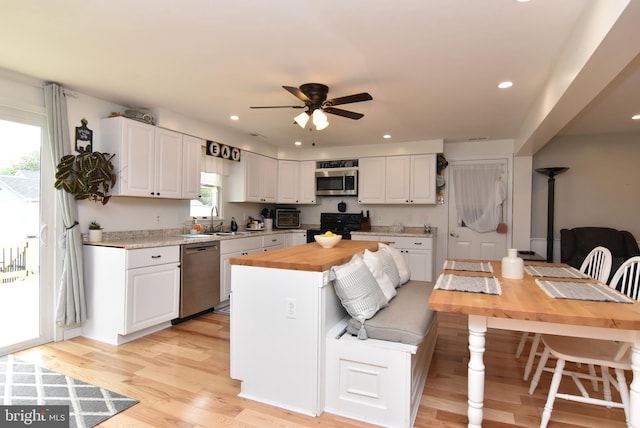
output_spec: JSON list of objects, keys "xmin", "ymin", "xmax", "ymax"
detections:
[
  {"xmin": 82, "ymin": 245, "xmax": 180, "ymax": 345},
  {"xmin": 286, "ymin": 231, "xmax": 307, "ymax": 247},
  {"xmin": 220, "ymin": 235, "xmax": 286, "ymax": 302},
  {"xmin": 352, "ymin": 234, "xmax": 435, "ymax": 281}
]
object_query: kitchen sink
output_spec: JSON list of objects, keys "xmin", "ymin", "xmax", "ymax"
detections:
[
  {"xmin": 215, "ymin": 231, "xmax": 251, "ymax": 236},
  {"xmin": 174, "ymin": 234, "xmax": 212, "ymax": 238}
]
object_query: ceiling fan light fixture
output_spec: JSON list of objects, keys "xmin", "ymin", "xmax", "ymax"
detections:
[
  {"xmin": 312, "ymin": 109, "xmax": 329, "ymax": 130},
  {"xmin": 294, "ymin": 111, "xmax": 309, "ymax": 128}
]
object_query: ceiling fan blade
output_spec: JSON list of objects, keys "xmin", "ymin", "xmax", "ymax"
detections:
[
  {"xmin": 325, "ymin": 92, "xmax": 372, "ymax": 106},
  {"xmin": 323, "ymin": 107, "xmax": 364, "ymax": 120},
  {"xmin": 283, "ymin": 85, "xmax": 311, "ymax": 103},
  {"xmin": 250, "ymin": 105, "xmax": 305, "ymax": 109}
]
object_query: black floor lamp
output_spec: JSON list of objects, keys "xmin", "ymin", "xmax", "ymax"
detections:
[{"xmin": 536, "ymin": 167, "xmax": 569, "ymax": 263}]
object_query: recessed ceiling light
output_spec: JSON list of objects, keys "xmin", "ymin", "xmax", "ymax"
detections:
[
  {"xmin": 294, "ymin": 141, "xmax": 302, "ymax": 146},
  {"xmin": 230, "ymin": 115, "xmax": 239, "ymax": 121},
  {"xmin": 498, "ymin": 81, "xmax": 513, "ymax": 89},
  {"xmin": 632, "ymin": 114, "xmax": 640, "ymax": 120},
  {"xmin": 383, "ymin": 134, "xmax": 391, "ymax": 139}
]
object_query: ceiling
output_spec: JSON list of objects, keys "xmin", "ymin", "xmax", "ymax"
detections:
[{"xmin": 1, "ymin": 1, "xmax": 639, "ymax": 152}]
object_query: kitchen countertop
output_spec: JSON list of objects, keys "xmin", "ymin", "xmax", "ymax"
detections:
[
  {"xmin": 230, "ymin": 240, "xmax": 379, "ymax": 272},
  {"xmin": 83, "ymin": 228, "xmax": 308, "ymax": 250},
  {"xmin": 83, "ymin": 226, "xmax": 435, "ymax": 250}
]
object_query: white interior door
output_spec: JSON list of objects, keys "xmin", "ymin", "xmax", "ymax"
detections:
[{"xmin": 447, "ymin": 159, "xmax": 509, "ymax": 260}]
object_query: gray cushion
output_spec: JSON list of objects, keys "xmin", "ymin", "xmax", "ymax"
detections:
[
  {"xmin": 331, "ymin": 254, "xmax": 388, "ymax": 329},
  {"xmin": 346, "ymin": 280, "xmax": 436, "ymax": 346}
]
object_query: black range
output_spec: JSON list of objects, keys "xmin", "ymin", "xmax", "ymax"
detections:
[{"xmin": 307, "ymin": 212, "xmax": 363, "ymax": 243}]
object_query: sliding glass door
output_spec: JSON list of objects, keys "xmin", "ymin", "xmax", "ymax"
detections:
[{"xmin": 0, "ymin": 114, "xmax": 53, "ymax": 354}]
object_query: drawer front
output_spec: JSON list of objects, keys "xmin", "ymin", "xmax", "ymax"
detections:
[
  {"xmin": 381, "ymin": 236, "xmax": 433, "ymax": 250},
  {"xmin": 220, "ymin": 236, "xmax": 263, "ymax": 254},
  {"xmin": 127, "ymin": 246, "xmax": 179, "ymax": 269},
  {"xmin": 262, "ymin": 233, "xmax": 285, "ymax": 248}
]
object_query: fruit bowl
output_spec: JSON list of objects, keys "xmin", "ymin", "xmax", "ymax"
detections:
[{"xmin": 314, "ymin": 234, "xmax": 342, "ymax": 249}]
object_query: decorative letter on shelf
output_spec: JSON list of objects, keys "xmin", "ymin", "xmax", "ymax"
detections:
[{"xmin": 207, "ymin": 140, "xmax": 241, "ymax": 162}]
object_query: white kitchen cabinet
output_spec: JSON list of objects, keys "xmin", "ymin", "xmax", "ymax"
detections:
[
  {"xmin": 229, "ymin": 151, "xmax": 278, "ymax": 203},
  {"xmin": 100, "ymin": 116, "xmax": 195, "ymax": 199},
  {"xmin": 298, "ymin": 160, "xmax": 317, "ymax": 204},
  {"xmin": 82, "ymin": 245, "xmax": 180, "ymax": 345},
  {"xmin": 286, "ymin": 231, "xmax": 307, "ymax": 247},
  {"xmin": 358, "ymin": 157, "xmax": 386, "ymax": 204},
  {"xmin": 277, "ymin": 160, "xmax": 317, "ymax": 204},
  {"xmin": 181, "ymin": 134, "xmax": 204, "ymax": 199},
  {"xmin": 262, "ymin": 233, "xmax": 285, "ymax": 251},
  {"xmin": 359, "ymin": 154, "xmax": 436, "ymax": 204},
  {"xmin": 219, "ymin": 236, "xmax": 264, "ymax": 301},
  {"xmin": 153, "ymin": 127, "xmax": 183, "ymax": 198},
  {"xmin": 352, "ymin": 234, "xmax": 435, "ymax": 281}
]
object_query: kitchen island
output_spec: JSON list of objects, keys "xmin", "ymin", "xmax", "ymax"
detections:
[{"xmin": 229, "ymin": 240, "xmax": 379, "ymax": 416}]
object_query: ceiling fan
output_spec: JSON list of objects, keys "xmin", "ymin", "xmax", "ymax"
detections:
[{"xmin": 250, "ymin": 83, "xmax": 373, "ymax": 130}]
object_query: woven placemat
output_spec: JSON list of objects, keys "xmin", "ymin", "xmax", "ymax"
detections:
[
  {"xmin": 535, "ymin": 279, "xmax": 634, "ymax": 303},
  {"xmin": 435, "ymin": 273, "xmax": 501, "ymax": 295},
  {"xmin": 443, "ymin": 260, "xmax": 494, "ymax": 273},
  {"xmin": 524, "ymin": 265, "xmax": 590, "ymax": 279}
]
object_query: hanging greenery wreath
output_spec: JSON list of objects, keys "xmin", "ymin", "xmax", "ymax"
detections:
[{"xmin": 54, "ymin": 152, "xmax": 117, "ymax": 205}]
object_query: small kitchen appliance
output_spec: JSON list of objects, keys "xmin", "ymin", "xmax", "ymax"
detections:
[{"xmin": 275, "ymin": 208, "xmax": 301, "ymax": 229}]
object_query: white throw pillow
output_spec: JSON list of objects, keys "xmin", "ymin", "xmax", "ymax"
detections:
[
  {"xmin": 362, "ymin": 249, "xmax": 397, "ymax": 303},
  {"xmin": 379, "ymin": 242, "xmax": 411, "ymax": 285},
  {"xmin": 330, "ymin": 254, "xmax": 388, "ymax": 336},
  {"xmin": 377, "ymin": 247, "xmax": 401, "ymax": 287}
]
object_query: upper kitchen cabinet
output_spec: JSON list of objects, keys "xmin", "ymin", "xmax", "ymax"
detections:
[
  {"xmin": 181, "ymin": 135, "xmax": 204, "ymax": 199},
  {"xmin": 358, "ymin": 157, "xmax": 386, "ymax": 204},
  {"xmin": 386, "ymin": 154, "xmax": 436, "ymax": 204},
  {"xmin": 228, "ymin": 151, "xmax": 277, "ymax": 203},
  {"xmin": 100, "ymin": 117, "xmax": 201, "ymax": 199},
  {"xmin": 359, "ymin": 154, "xmax": 436, "ymax": 204},
  {"xmin": 277, "ymin": 160, "xmax": 316, "ymax": 204}
]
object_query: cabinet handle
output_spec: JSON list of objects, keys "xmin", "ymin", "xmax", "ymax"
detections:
[
  {"xmin": 413, "ymin": 242, "xmax": 423, "ymax": 246},
  {"xmin": 151, "ymin": 255, "xmax": 162, "ymax": 259}
]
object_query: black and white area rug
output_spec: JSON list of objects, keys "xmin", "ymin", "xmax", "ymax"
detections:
[{"xmin": 0, "ymin": 354, "xmax": 138, "ymax": 427}]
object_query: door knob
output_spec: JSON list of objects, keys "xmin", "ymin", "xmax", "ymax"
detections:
[{"xmin": 450, "ymin": 232, "xmax": 459, "ymax": 237}]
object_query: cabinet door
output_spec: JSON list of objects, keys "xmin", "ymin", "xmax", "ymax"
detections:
[
  {"xmin": 120, "ymin": 119, "xmax": 156, "ymax": 197},
  {"xmin": 358, "ymin": 157, "xmax": 386, "ymax": 204},
  {"xmin": 154, "ymin": 128, "xmax": 183, "ymax": 198},
  {"xmin": 405, "ymin": 249, "xmax": 432, "ymax": 282},
  {"xmin": 182, "ymin": 135, "xmax": 203, "ymax": 199},
  {"xmin": 287, "ymin": 232, "xmax": 307, "ymax": 247},
  {"xmin": 262, "ymin": 156, "xmax": 278, "ymax": 202},
  {"xmin": 277, "ymin": 160, "xmax": 299, "ymax": 203},
  {"xmin": 385, "ymin": 156, "xmax": 411, "ymax": 203},
  {"xmin": 298, "ymin": 161, "xmax": 317, "ymax": 204},
  {"xmin": 124, "ymin": 262, "xmax": 180, "ymax": 334},
  {"xmin": 410, "ymin": 154, "xmax": 436, "ymax": 204},
  {"xmin": 244, "ymin": 152, "xmax": 263, "ymax": 202},
  {"xmin": 220, "ymin": 247, "xmax": 262, "ymax": 301}
]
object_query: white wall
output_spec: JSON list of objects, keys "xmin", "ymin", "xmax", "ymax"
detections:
[{"xmin": 532, "ymin": 132, "xmax": 640, "ymax": 247}]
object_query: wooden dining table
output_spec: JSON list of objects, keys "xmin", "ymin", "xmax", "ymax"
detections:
[{"xmin": 428, "ymin": 260, "xmax": 640, "ymax": 428}]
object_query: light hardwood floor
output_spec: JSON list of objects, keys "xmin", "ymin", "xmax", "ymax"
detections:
[{"xmin": 15, "ymin": 312, "xmax": 627, "ymax": 427}]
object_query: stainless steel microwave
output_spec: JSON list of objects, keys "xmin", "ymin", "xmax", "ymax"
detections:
[{"xmin": 315, "ymin": 168, "xmax": 358, "ymax": 196}]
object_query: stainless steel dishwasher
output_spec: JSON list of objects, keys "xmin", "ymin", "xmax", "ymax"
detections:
[{"xmin": 174, "ymin": 240, "xmax": 220, "ymax": 323}]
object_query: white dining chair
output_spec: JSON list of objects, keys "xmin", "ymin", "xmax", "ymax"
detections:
[
  {"xmin": 519, "ymin": 246, "xmax": 613, "ymax": 382},
  {"xmin": 530, "ymin": 256, "xmax": 640, "ymax": 428}
]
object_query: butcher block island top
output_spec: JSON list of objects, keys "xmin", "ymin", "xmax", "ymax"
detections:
[{"xmin": 230, "ymin": 240, "xmax": 379, "ymax": 272}]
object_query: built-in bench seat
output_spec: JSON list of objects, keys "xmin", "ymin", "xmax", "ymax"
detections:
[{"xmin": 324, "ymin": 279, "xmax": 438, "ymax": 428}]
